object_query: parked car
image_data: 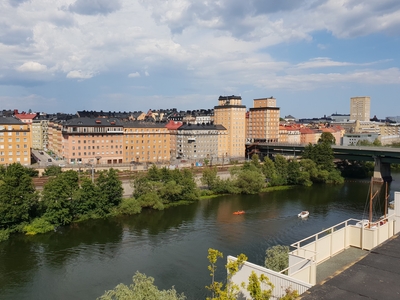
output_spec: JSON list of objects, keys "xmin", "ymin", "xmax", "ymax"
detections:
[{"xmin": 48, "ymin": 158, "xmax": 52, "ymax": 162}]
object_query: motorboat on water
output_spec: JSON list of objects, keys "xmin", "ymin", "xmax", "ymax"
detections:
[
  {"xmin": 298, "ymin": 211, "xmax": 309, "ymax": 218},
  {"xmin": 233, "ymin": 210, "xmax": 245, "ymax": 215}
]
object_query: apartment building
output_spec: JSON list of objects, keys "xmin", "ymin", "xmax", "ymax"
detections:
[
  {"xmin": 14, "ymin": 110, "xmax": 37, "ymax": 148},
  {"xmin": 279, "ymin": 125, "xmax": 301, "ymax": 144},
  {"xmin": 31, "ymin": 118, "xmax": 49, "ymax": 150},
  {"xmin": 60, "ymin": 117, "xmax": 124, "ymax": 164},
  {"xmin": 123, "ymin": 121, "xmax": 170, "ymax": 164},
  {"xmin": 350, "ymin": 96, "xmax": 370, "ymax": 121},
  {"xmin": 247, "ymin": 97, "xmax": 280, "ymax": 143},
  {"xmin": 176, "ymin": 123, "xmax": 226, "ymax": 162},
  {"xmin": 214, "ymin": 95, "xmax": 246, "ymax": 160},
  {"xmin": 0, "ymin": 116, "xmax": 31, "ymax": 165},
  {"xmin": 165, "ymin": 120, "xmax": 183, "ymax": 160}
]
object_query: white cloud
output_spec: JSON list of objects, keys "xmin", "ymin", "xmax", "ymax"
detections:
[
  {"xmin": 66, "ymin": 70, "xmax": 93, "ymax": 79},
  {"xmin": 128, "ymin": 72, "xmax": 140, "ymax": 78},
  {"xmin": 258, "ymin": 68, "xmax": 400, "ymax": 90},
  {"xmin": 16, "ymin": 61, "xmax": 47, "ymax": 72}
]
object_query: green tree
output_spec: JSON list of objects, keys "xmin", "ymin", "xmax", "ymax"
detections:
[
  {"xmin": 235, "ymin": 169, "xmax": 264, "ymax": 194},
  {"xmin": 251, "ymin": 154, "xmax": 261, "ymax": 169},
  {"xmin": 0, "ymin": 164, "xmax": 39, "ymax": 229},
  {"xmin": 73, "ymin": 177, "xmax": 99, "ymax": 218},
  {"xmin": 98, "ymin": 271, "xmax": 186, "ymax": 300},
  {"xmin": 95, "ymin": 169, "xmax": 123, "ymax": 215},
  {"xmin": 160, "ymin": 180, "xmax": 183, "ymax": 203},
  {"xmin": 262, "ymin": 157, "xmax": 277, "ymax": 185},
  {"xmin": 302, "ymin": 143, "xmax": 334, "ymax": 172},
  {"xmin": 373, "ymin": 138, "xmax": 382, "ymax": 146},
  {"xmin": 206, "ymin": 248, "xmax": 248, "ymax": 300},
  {"xmin": 201, "ymin": 167, "xmax": 218, "ymax": 189},
  {"xmin": 42, "ymin": 170, "xmax": 79, "ymax": 226},
  {"xmin": 318, "ymin": 132, "xmax": 336, "ymax": 145},
  {"xmin": 274, "ymin": 155, "xmax": 288, "ymax": 186},
  {"xmin": 43, "ymin": 165, "xmax": 62, "ymax": 176},
  {"xmin": 264, "ymin": 245, "xmax": 289, "ymax": 272},
  {"xmin": 244, "ymin": 271, "xmax": 274, "ymax": 300},
  {"xmin": 286, "ymin": 160, "xmax": 301, "ymax": 185}
]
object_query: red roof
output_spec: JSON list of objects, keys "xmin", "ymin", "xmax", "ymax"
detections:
[
  {"xmin": 165, "ymin": 120, "xmax": 182, "ymax": 130},
  {"xmin": 14, "ymin": 113, "xmax": 37, "ymax": 120}
]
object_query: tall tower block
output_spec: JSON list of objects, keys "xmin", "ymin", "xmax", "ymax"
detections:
[
  {"xmin": 350, "ymin": 96, "xmax": 370, "ymax": 121},
  {"xmin": 214, "ymin": 95, "xmax": 246, "ymax": 160}
]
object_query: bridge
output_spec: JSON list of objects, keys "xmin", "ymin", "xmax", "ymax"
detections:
[{"xmin": 246, "ymin": 143, "xmax": 400, "ymax": 182}]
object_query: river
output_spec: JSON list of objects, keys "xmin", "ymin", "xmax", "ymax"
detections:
[{"xmin": 1, "ymin": 173, "xmax": 400, "ymax": 300}]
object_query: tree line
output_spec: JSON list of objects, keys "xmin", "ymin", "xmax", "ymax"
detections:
[
  {"xmin": 0, "ymin": 164, "xmax": 123, "ymax": 241},
  {"xmin": 202, "ymin": 142, "xmax": 344, "ymax": 196}
]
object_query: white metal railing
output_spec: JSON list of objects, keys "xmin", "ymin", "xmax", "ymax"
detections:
[{"xmin": 288, "ymin": 215, "xmax": 396, "ymax": 285}]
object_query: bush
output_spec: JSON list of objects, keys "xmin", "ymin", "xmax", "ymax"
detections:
[
  {"xmin": 23, "ymin": 217, "xmax": 55, "ymax": 235},
  {"xmin": 0, "ymin": 229, "xmax": 10, "ymax": 242},
  {"xmin": 115, "ymin": 198, "xmax": 142, "ymax": 215}
]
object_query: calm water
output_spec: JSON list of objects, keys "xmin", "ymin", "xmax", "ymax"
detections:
[{"xmin": 1, "ymin": 174, "xmax": 400, "ymax": 300}]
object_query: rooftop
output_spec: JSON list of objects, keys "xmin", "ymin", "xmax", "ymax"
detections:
[{"xmin": 301, "ymin": 234, "xmax": 400, "ymax": 300}]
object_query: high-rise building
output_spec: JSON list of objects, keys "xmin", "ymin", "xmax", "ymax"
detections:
[
  {"xmin": 350, "ymin": 96, "xmax": 370, "ymax": 121},
  {"xmin": 246, "ymin": 97, "xmax": 280, "ymax": 143},
  {"xmin": 214, "ymin": 95, "xmax": 246, "ymax": 160}
]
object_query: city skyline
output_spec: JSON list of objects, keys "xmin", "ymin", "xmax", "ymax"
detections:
[{"xmin": 1, "ymin": 1, "xmax": 399, "ymax": 118}]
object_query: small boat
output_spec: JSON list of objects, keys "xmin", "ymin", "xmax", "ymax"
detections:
[
  {"xmin": 298, "ymin": 211, "xmax": 309, "ymax": 218},
  {"xmin": 233, "ymin": 210, "xmax": 245, "ymax": 215}
]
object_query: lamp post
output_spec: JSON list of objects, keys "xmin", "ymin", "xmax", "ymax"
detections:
[{"xmin": 90, "ymin": 159, "xmax": 94, "ymax": 183}]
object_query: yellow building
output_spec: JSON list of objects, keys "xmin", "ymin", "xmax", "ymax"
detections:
[
  {"xmin": 123, "ymin": 121, "xmax": 170, "ymax": 164},
  {"xmin": 214, "ymin": 95, "xmax": 246, "ymax": 160},
  {"xmin": 247, "ymin": 97, "xmax": 280, "ymax": 143},
  {"xmin": 0, "ymin": 117, "xmax": 31, "ymax": 165}
]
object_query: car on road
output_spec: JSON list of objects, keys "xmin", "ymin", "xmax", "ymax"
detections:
[{"xmin": 48, "ymin": 158, "xmax": 52, "ymax": 162}]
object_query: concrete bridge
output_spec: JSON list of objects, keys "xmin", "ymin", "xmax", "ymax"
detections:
[{"xmin": 246, "ymin": 143, "xmax": 400, "ymax": 182}]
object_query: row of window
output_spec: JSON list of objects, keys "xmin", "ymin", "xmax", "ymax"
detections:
[
  {"xmin": 72, "ymin": 151, "xmax": 123, "ymax": 156},
  {"xmin": 0, "ymin": 151, "xmax": 28, "ymax": 156},
  {"xmin": 71, "ymin": 139, "xmax": 123, "ymax": 144},
  {"xmin": 0, "ymin": 132, "xmax": 28, "ymax": 136},
  {"xmin": 125, "ymin": 151, "xmax": 168, "ymax": 155},
  {"xmin": 0, "ymin": 144, "xmax": 28, "ymax": 149},
  {"xmin": 125, "ymin": 146, "xmax": 167, "ymax": 150},
  {"xmin": 0, "ymin": 157, "xmax": 29, "ymax": 162},
  {"xmin": 70, "ymin": 145, "xmax": 123, "ymax": 150},
  {"xmin": 125, "ymin": 139, "xmax": 168, "ymax": 143}
]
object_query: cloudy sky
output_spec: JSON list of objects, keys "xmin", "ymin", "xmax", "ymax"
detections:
[{"xmin": 1, "ymin": 0, "xmax": 399, "ymax": 118}]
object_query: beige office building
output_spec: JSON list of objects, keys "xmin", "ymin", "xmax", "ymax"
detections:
[
  {"xmin": 247, "ymin": 97, "xmax": 280, "ymax": 143},
  {"xmin": 214, "ymin": 95, "xmax": 246, "ymax": 160},
  {"xmin": 350, "ymin": 96, "xmax": 370, "ymax": 121}
]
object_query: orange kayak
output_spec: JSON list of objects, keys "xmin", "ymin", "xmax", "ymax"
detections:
[{"xmin": 233, "ymin": 211, "xmax": 245, "ymax": 215}]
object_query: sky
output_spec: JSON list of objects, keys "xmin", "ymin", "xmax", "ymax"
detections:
[{"xmin": 0, "ymin": 0, "xmax": 399, "ymax": 118}]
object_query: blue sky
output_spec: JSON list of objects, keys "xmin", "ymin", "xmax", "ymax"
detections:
[{"xmin": 0, "ymin": 0, "xmax": 399, "ymax": 118}]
